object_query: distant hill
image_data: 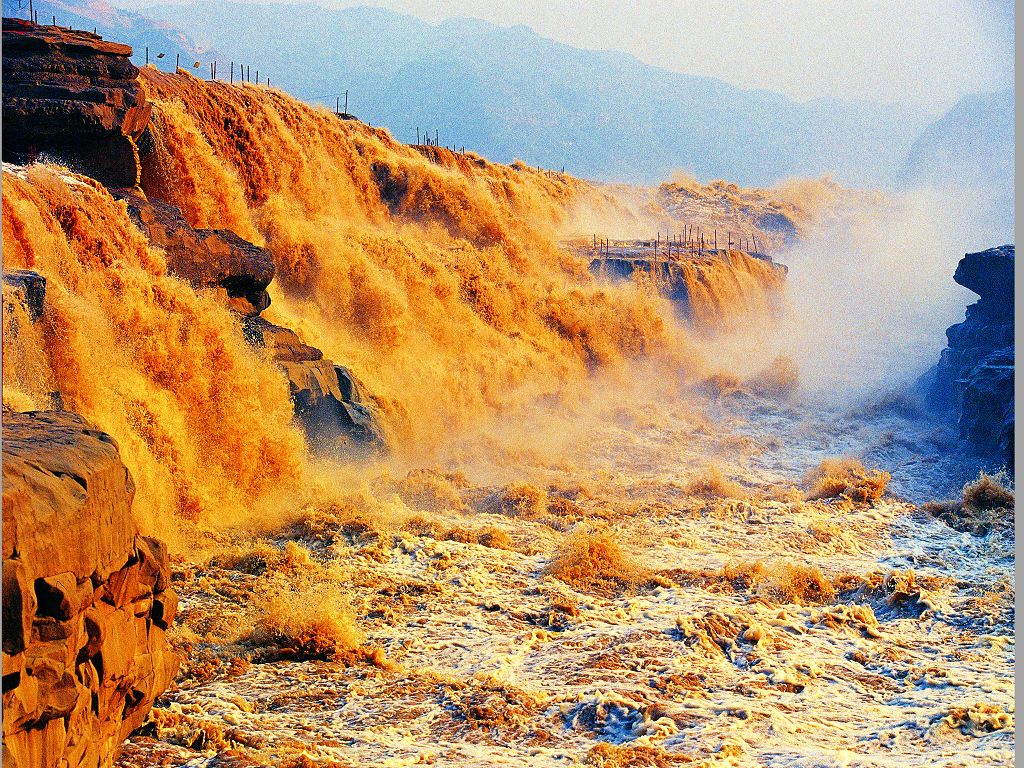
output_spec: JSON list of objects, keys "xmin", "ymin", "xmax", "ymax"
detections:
[
  {"xmin": 901, "ymin": 89, "xmax": 1014, "ymax": 237},
  {"xmin": 4, "ymin": 0, "xmax": 938, "ymax": 187},
  {"xmin": 902, "ymin": 89, "xmax": 1014, "ymax": 189}
]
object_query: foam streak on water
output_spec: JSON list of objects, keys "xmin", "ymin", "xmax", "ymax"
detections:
[{"xmin": 118, "ymin": 386, "xmax": 1013, "ymax": 767}]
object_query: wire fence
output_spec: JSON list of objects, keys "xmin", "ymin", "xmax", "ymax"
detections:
[
  {"xmin": 589, "ymin": 228, "xmax": 767, "ymax": 261},
  {"xmin": 20, "ymin": 9, "xmax": 576, "ymax": 181},
  {"xmin": 12, "ymin": 8, "xmax": 276, "ymax": 87}
]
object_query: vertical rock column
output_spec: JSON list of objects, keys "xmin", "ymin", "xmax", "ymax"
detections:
[{"xmin": 927, "ymin": 244, "xmax": 1014, "ymax": 464}]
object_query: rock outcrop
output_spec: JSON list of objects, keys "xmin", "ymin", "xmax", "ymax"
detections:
[
  {"xmin": 589, "ymin": 249, "xmax": 786, "ymax": 322},
  {"xmin": 2, "ymin": 410, "xmax": 178, "ymax": 768},
  {"xmin": 926, "ymin": 245, "xmax": 1014, "ymax": 465},
  {"xmin": 243, "ymin": 316, "xmax": 386, "ymax": 456},
  {"xmin": 113, "ymin": 189, "xmax": 274, "ymax": 315},
  {"xmin": 105, "ymin": 188, "xmax": 385, "ymax": 453},
  {"xmin": 3, "ymin": 270, "xmax": 47, "ymax": 322},
  {"xmin": 2, "ymin": 18, "xmax": 150, "ymax": 187},
  {"xmin": 590, "ymin": 257, "xmax": 694, "ymax": 305}
]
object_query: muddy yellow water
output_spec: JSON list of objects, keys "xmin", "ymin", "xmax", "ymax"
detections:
[
  {"xmin": 0, "ymin": 69, "xmax": 1011, "ymax": 768},
  {"xmin": 116, "ymin": 384, "xmax": 1014, "ymax": 767}
]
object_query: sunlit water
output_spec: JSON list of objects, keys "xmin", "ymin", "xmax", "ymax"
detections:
[{"xmin": 117, "ymin": 388, "xmax": 1014, "ymax": 768}]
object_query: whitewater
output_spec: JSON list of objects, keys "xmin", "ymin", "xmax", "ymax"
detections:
[{"xmin": 1, "ymin": 68, "xmax": 1013, "ymax": 767}]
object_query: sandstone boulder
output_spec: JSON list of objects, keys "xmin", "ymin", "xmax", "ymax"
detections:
[
  {"xmin": 114, "ymin": 189, "xmax": 274, "ymax": 315},
  {"xmin": 2, "ymin": 410, "xmax": 178, "ymax": 768},
  {"xmin": 243, "ymin": 316, "xmax": 386, "ymax": 455},
  {"xmin": 2, "ymin": 19, "xmax": 150, "ymax": 187}
]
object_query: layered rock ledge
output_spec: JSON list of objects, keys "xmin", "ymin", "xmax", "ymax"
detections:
[
  {"xmin": 113, "ymin": 189, "xmax": 275, "ymax": 315},
  {"xmin": 2, "ymin": 410, "xmax": 178, "ymax": 768},
  {"xmin": 110, "ymin": 188, "xmax": 386, "ymax": 454},
  {"xmin": 243, "ymin": 316, "xmax": 386, "ymax": 456},
  {"xmin": 2, "ymin": 18, "xmax": 150, "ymax": 186}
]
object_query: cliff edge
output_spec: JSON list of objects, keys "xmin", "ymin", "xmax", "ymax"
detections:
[
  {"xmin": 926, "ymin": 245, "xmax": 1014, "ymax": 466},
  {"xmin": 2, "ymin": 410, "xmax": 179, "ymax": 768}
]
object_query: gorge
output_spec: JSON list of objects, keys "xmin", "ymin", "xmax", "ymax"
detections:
[{"xmin": 1, "ymin": 17, "xmax": 1015, "ymax": 768}]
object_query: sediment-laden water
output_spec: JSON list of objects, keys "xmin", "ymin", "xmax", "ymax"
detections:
[{"xmin": 1, "ymin": 70, "xmax": 1012, "ymax": 768}]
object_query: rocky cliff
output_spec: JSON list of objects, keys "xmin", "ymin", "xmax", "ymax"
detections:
[
  {"xmin": 243, "ymin": 317, "xmax": 386, "ymax": 455},
  {"xmin": 1, "ymin": 18, "xmax": 151, "ymax": 186},
  {"xmin": 589, "ymin": 247, "xmax": 787, "ymax": 330},
  {"xmin": 1, "ymin": 17, "xmax": 385, "ymax": 455},
  {"xmin": 2, "ymin": 410, "xmax": 179, "ymax": 768},
  {"xmin": 113, "ymin": 189, "xmax": 276, "ymax": 316},
  {"xmin": 926, "ymin": 245, "xmax": 1014, "ymax": 465}
]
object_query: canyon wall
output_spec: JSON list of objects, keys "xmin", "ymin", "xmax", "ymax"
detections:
[{"xmin": 926, "ymin": 245, "xmax": 1014, "ymax": 466}]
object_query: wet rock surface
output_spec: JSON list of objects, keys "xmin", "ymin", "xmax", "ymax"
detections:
[
  {"xmin": 926, "ymin": 245, "xmax": 1014, "ymax": 466},
  {"xmin": 588, "ymin": 247, "xmax": 787, "ymax": 324},
  {"xmin": 113, "ymin": 189, "xmax": 274, "ymax": 315},
  {"xmin": 243, "ymin": 316, "xmax": 386, "ymax": 455},
  {"xmin": 2, "ymin": 410, "xmax": 178, "ymax": 768},
  {"xmin": 1, "ymin": 18, "xmax": 150, "ymax": 186},
  {"xmin": 589, "ymin": 257, "xmax": 694, "ymax": 305},
  {"xmin": 2, "ymin": 270, "xmax": 47, "ymax": 322}
]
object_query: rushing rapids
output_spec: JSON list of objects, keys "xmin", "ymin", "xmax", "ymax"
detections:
[
  {"xmin": 3, "ymin": 67, "xmax": 792, "ymax": 539},
  {"xmin": 1, "ymin": 49, "xmax": 1013, "ymax": 768}
]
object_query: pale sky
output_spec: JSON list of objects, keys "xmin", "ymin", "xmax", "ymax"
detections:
[{"xmin": 123, "ymin": 0, "xmax": 1014, "ymax": 112}]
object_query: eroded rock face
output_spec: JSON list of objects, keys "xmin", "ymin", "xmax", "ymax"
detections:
[
  {"xmin": 2, "ymin": 18, "xmax": 151, "ymax": 187},
  {"xmin": 2, "ymin": 271, "xmax": 47, "ymax": 322},
  {"xmin": 243, "ymin": 317, "xmax": 386, "ymax": 456},
  {"xmin": 113, "ymin": 189, "xmax": 274, "ymax": 315},
  {"xmin": 2, "ymin": 411, "xmax": 178, "ymax": 768},
  {"xmin": 926, "ymin": 245, "xmax": 1014, "ymax": 465}
]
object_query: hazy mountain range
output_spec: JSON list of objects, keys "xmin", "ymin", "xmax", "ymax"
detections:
[
  {"xmin": 902, "ymin": 88, "xmax": 1014, "ymax": 189},
  {"xmin": 3, "ymin": 0, "xmax": 1013, "ymax": 197}
]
